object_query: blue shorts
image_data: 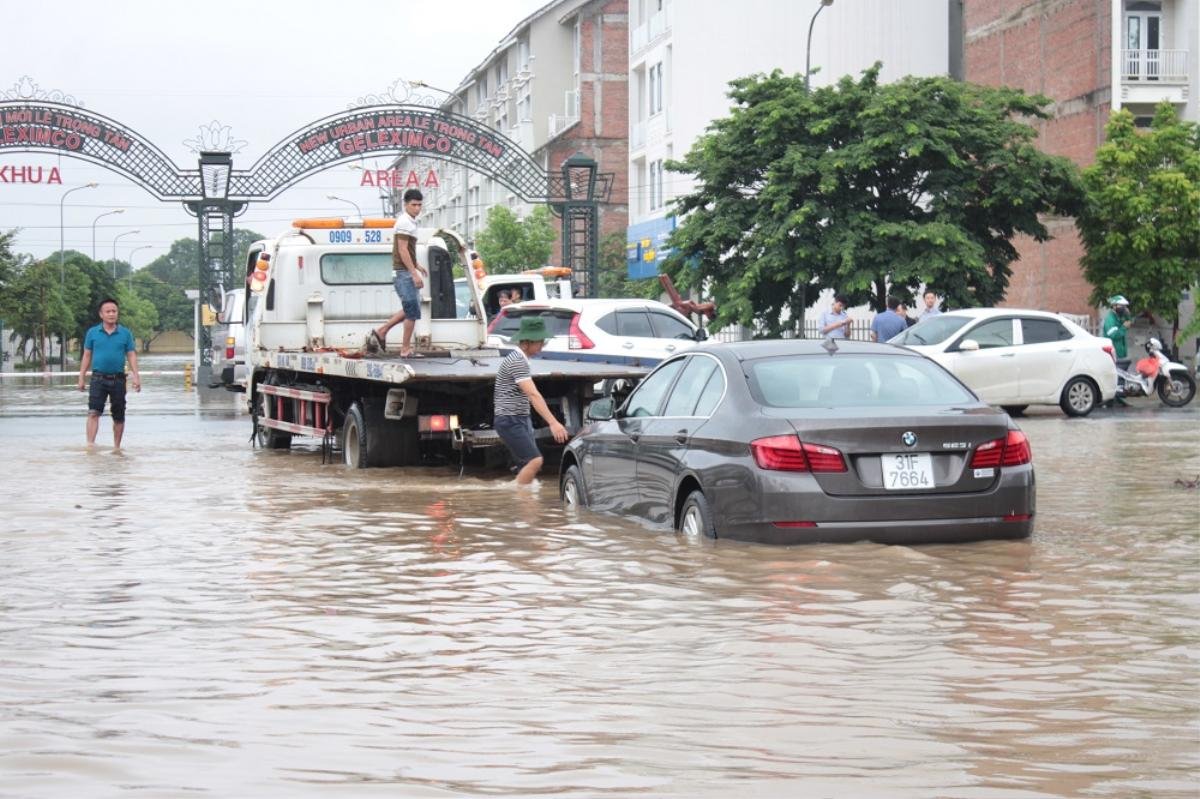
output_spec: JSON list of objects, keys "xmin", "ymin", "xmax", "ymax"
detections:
[
  {"xmin": 88, "ymin": 373, "xmax": 127, "ymax": 422},
  {"xmin": 494, "ymin": 414, "xmax": 541, "ymax": 467},
  {"xmin": 393, "ymin": 271, "xmax": 422, "ymax": 320}
]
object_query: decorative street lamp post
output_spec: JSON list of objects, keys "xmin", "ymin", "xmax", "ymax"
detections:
[{"xmin": 560, "ymin": 152, "xmax": 600, "ymax": 298}]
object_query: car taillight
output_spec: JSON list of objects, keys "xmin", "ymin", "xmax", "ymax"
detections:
[
  {"xmin": 225, "ymin": 335, "xmax": 235, "ymax": 360},
  {"xmin": 487, "ymin": 309, "xmax": 507, "ymax": 334},
  {"xmin": 1101, "ymin": 343, "xmax": 1115, "ymax": 362},
  {"xmin": 970, "ymin": 430, "xmax": 1032, "ymax": 468},
  {"xmin": 568, "ymin": 313, "xmax": 594, "ymax": 349},
  {"xmin": 751, "ymin": 435, "xmax": 846, "ymax": 472}
]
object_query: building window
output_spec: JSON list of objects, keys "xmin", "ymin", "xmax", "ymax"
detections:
[
  {"xmin": 476, "ymin": 76, "xmax": 488, "ymax": 105},
  {"xmin": 649, "ymin": 159, "xmax": 664, "ymax": 210},
  {"xmin": 496, "ymin": 59, "xmax": 508, "ymax": 88},
  {"xmin": 518, "ymin": 39, "xmax": 530, "ymax": 71},
  {"xmin": 649, "ymin": 62, "xmax": 663, "ymax": 116},
  {"xmin": 572, "ymin": 17, "xmax": 581, "ymax": 84},
  {"xmin": 517, "ymin": 88, "xmax": 532, "ymax": 122}
]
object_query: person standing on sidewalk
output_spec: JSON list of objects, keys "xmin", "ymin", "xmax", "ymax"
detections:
[
  {"xmin": 819, "ymin": 295, "xmax": 853, "ymax": 339},
  {"xmin": 870, "ymin": 296, "xmax": 908, "ymax": 343},
  {"xmin": 77, "ymin": 297, "xmax": 141, "ymax": 448},
  {"xmin": 368, "ymin": 188, "xmax": 427, "ymax": 358},
  {"xmin": 493, "ymin": 316, "xmax": 568, "ymax": 486}
]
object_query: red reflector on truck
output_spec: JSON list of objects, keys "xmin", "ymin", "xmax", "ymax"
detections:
[
  {"xmin": 772, "ymin": 521, "xmax": 816, "ymax": 528},
  {"xmin": 1004, "ymin": 513, "xmax": 1032, "ymax": 522}
]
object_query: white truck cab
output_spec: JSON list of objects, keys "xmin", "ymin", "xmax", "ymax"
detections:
[
  {"xmin": 455, "ymin": 267, "xmax": 574, "ymax": 320},
  {"xmin": 247, "ymin": 217, "xmax": 487, "ymax": 355}
]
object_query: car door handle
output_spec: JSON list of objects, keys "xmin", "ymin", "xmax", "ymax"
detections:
[
  {"xmin": 665, "ymin": 344, "xmax": 677, "ymax": 352},
  {"xmin": 674, "ymin": 431, "xmax": 688, "ymax": 444},
  {"xmin": 629, "ymin": 433, "xmax": 640, "ymax": 443},
  {"xmin": 622, "ymin": 342, "xmax": 635, "ymax": 349},
  {"xmin": 1058, "ymin": 348, "xmax": 1072, "ymax": 353},
  {"xmin": 1000, "ymin": 353, "xmax": 1015, "ymax": 357}
]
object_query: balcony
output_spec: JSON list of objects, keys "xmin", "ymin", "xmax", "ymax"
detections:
[
  {"xmin": 631, "ymin": 119, "xmax": 647, "ymax": 151},
  {"xmin": 1120, "ymin": 49, "xmax": 1190, "ymax": 105},
  {"xmin": 630, "ymin": 6, "xmax": 672, "ymax": 57},
  {"xmin": 548, "ymin": 89, "xmax": 580, "ymax": 139}
]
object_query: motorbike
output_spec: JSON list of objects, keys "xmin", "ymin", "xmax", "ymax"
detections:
[{"xmin": 1115, "ymin": 337, "xmax": 1196, "ymax": 407}]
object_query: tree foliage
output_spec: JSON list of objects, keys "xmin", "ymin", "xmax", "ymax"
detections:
[
  {"xmin": 662, "ymin": 64, "xmax": 1083, "ymax": 334},
  {"xmin": 0, "ymin": 259, "xmax": 74, "ymax": 369},
  {"xmin": 114, "ymin": 282, "xmax": 159, "ymax": 343},
  {"xmin": 474, "ymin": 206, "xmax": 557, "ymax": 274},
  {"xmin": 1077, "ymin": 104, "xmax": 1200, "ymax": 341}
]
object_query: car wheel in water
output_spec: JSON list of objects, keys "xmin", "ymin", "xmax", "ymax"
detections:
[
  {"xmin": 678, "ymin": 491, "xmax": 717, "ymax": 539},
  {"xmin": 1002, "ymin": 405, "xmax": 1028, "ymax": 417},
  {"xmin": 1158, "ymin": 370, "xmax": 1196, "ymax": 407},
  {"xmin": 561, "ymin": 464, "xmax": 586, "ymax": 510},
  {"xmin": 1060, "ymin": 377, "xmax": 1098, "ymax": 417}
]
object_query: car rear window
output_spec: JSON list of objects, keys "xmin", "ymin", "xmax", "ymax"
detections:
[
  {"xmin": 746, "ymin": 354, "xmax": 975, "ymax": 408},
  {"xmin": 492, "ymin": 309, "xmax": 575, "ymax": 339},
  {"xmin": 892, "ymin": 314, "xmax": 971, "ymax": 346}
]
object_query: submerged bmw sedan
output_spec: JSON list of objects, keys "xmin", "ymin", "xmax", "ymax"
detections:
[{"xmin": 559, "ymin": 340, "xmax": 1035, "ymax": 544}]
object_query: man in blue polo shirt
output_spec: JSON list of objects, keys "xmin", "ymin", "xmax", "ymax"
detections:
[
  {"xmin": 870, "ymin": 296, "xmax": 909, "ymax": 343},
  {"xmin": 77, "ymin": 297, "xmax": 141, "ymax": 447}
]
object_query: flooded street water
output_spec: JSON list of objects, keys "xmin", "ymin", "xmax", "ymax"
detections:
[{"xmin": 2, "ymin": 357, "xmax": 1197, "ymax": 798}]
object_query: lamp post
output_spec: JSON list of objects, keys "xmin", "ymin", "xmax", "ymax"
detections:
[
  {"xmin": 804, "ymin": 0, "xmax": 835, "ymax": 93},
  {"xmin": 327, "ymin": 194, "xmax": 363, "ymax": 218},
  {"xmin": 127, "ymin": 245, "xmax": 153, "ymax": 287},
  {"xmin": 58, "ymin": 182, "xmax": 98, "ymax": 370},
  {"xmin": 91, "ymin": 209, "xmax": 125, "ymax": 261},
  {"xmin": 111, "ymin": 230, "xmax": 141, "ymax": 280}
]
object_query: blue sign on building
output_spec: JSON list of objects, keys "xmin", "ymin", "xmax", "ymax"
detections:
[{"xmin": 625, "ymin": 216, "xmax": 676, "ymax": 280}]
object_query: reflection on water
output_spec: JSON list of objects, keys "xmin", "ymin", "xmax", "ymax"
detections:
[{"xmin": 1, "ymin": 370, "xmax": 1197, "ymax": 797}]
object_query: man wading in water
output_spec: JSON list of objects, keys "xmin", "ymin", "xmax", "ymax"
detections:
[{"xmin": 493, "ymin": 316, "xmax": 568, "ymax": 486}]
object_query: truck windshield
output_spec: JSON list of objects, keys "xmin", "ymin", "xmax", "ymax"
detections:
[{"xmin": 320, "ymin": 253, "xmax": 393, "ymax": 284}]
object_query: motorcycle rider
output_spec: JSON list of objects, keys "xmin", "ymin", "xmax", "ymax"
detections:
[
  {"xmin": 1102, "ymin": 295, "xmax": 1133, "ymax": 407},
  {"xmin": 1102, "ymin": 295, "xmax": 1133, "ymax": 368}
]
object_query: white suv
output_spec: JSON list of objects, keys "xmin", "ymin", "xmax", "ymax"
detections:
[{"xmin": 486, "ymin": 299, "xmax": 708, "ymax": 366}]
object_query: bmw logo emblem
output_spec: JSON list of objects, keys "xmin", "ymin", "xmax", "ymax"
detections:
[{"xmin": 902, "ymin": 431, "xmax": 918, "ymax": 448}]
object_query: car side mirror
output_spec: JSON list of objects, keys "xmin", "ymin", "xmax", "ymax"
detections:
[
  {"xmin": 958, "ymin": 338, "xmax": 980, "ymax": 352},
  {"xmin": 694, "ymin": 328, "xmax": 709, "ymax": 342},
  {"xmin": 586, "ymin": 397, "xmax": 615, "ymax": 421}
]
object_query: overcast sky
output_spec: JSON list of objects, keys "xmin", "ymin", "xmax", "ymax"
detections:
[{"xmin": 0, "ymin": 0, "xmax": 549, "ymax": 265}]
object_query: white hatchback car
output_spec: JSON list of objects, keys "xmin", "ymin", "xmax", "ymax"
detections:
[
  {"xmin": 486, "ymin": 298, "xmax": 708, "ymax": 366},
  {"xmin": 891, "ymin": 308, "xmax": 1117, "ymax": 417}
]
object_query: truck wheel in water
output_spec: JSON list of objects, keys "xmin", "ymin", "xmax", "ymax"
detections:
[
  {"xmin": 1060, "ymin": 376, "xmax": 1098, "ymax": 417},
  {"xmin": 1158, "ymin": 370, "xmax": 1196, "ymax": 407},
  {"xmin": 342, "ymin": 403, "xmax": 372, "ymax": 468}
]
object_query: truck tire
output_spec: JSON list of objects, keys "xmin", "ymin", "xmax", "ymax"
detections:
[{"xmin": 342, "ymin": 399, "xmax": 419, "ymax": 468}]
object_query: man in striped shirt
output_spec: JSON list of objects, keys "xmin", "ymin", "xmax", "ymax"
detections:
[{"xmin": 493, "ymin": 316, "xmax": 568, "ymax": 485}]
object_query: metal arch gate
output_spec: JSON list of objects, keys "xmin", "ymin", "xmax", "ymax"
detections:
[{"xmin": 0, "ymin": 83, "xmax": 612, "ymax": 381}]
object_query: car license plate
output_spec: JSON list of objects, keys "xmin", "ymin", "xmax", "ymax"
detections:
[{"xmin": 882, "ymin": 453, "xmax": 934, "ymax": 490}]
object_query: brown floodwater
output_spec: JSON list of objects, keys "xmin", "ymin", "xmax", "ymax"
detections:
[{"xmin": 1, "ymin": 357, "xmax": 1197, "ymax": 797}]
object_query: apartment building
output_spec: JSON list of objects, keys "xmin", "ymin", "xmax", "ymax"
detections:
[
  {"xmin": 965, "ymin": 0, "xmax": 1198, "ymax": 317},
  {"xmin": 625, "ymin": 0, "xmax": 960, "ymax": 279},
  {"xmin": 392, "ymin": 0, "xmax": 628, "ymax": 260}
]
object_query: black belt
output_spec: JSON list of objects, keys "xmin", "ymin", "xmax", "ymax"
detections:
[{"xmin": 93, "ymin": 372, "xmax": 125, "ymax": 379}]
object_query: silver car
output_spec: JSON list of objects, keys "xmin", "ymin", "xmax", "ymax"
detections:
[{"xmin": 561, "ymin": 340, "xmax": 1035, "ymax": 544}]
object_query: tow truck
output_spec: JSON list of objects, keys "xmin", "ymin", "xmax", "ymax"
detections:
[{"xmin": 242, "ymin": 217, "xmax": 646, "ymax": 468}]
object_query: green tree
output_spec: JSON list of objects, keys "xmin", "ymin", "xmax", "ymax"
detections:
[
  {"xmin": 143, "ymin": 228, "xmax": 264, "ymax": 290},
  {"xmin": 597, "ymin": 231, "xmax": 659, "ymax": 299},
  {"xmin": 131, "ymin": 271, "xmax": 195, "ymax": 351},
  {"xmin": 662, "ymin": 65, "xmax": 1083, "ymax": 334},
  {"xmin": 114, "ymin": 283, "xmax": 159, "ymax": 343},
  {"xmin": 1077, "ymin": 104, "xmax": 1200, "ymax": 342},
  {"xmin": 475, "ymin": 206, "xmax": 557, "ymax": 274},
  {"xmin": 0, "ymin": 260, "xmax": 74, "ymax": 370}
]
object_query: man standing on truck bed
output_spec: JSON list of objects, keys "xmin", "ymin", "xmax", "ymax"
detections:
[
  {"xmin": 368, "ymin": 188, "xmax": 427, "ymax": 358},
  {"xmin": 494, "ymin": 316, "xmax": 569, "ymax": 486}
]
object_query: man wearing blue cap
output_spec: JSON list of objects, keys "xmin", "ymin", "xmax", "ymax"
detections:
[{"xmin": 493, "ymin": 315, "xmax": 569, "ymax": 486}]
